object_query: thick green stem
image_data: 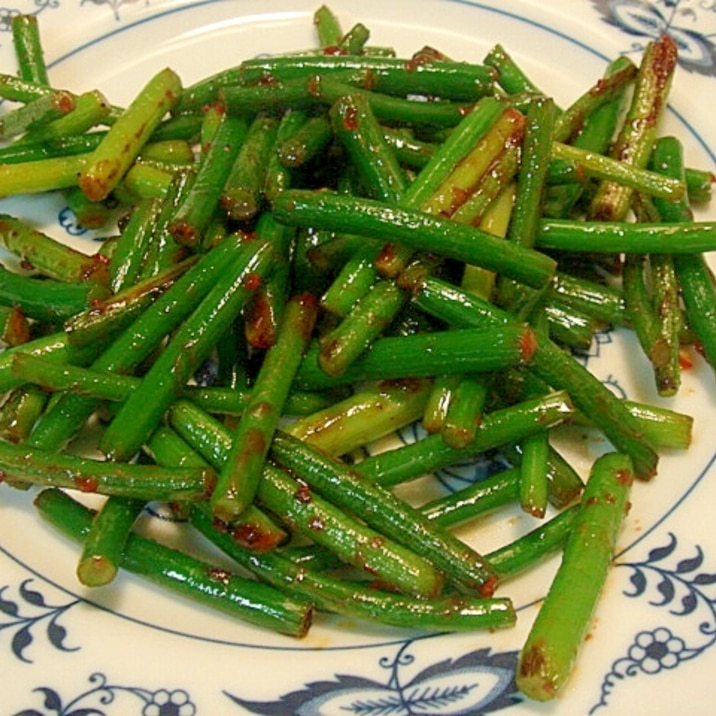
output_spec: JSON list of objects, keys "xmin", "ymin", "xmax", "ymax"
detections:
[
  {"xmin": 517, "ymin": 452, "xmax": 634, "ymax": 700},
  {"xmin": 34, "ymin": 489, "xmax": 312, "ymax": 637}
]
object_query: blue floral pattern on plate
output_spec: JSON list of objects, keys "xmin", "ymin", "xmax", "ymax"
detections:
[
  {"xmin": 1, "ymin": 1, "xmax": 715, "ymax": 714},
  {"xmin": 590, "ymin": 533, "xmax": 716, "ymax": 712},
  {"xmin": 225, "ymin": 643, "xmax": 522, "ymax": 715},
  {"xmin": 0, "ymin": 579, "xmax": 79, "ymax": 663},
  {"xmin": 16, "ymin": 673, "xmax": 197, "ymax": 716},
  {"xmin": 591, "ymin": 0, "xmax": 716, "ymax": 75},
  {"xmin": 0, "ymin": 0, "xmax": 58, "ymax": 34}
]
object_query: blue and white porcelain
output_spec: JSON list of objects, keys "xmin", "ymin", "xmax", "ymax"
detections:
[{"xmin": 1, "ymin": 1, "xmax": 716, "ymax": 713}]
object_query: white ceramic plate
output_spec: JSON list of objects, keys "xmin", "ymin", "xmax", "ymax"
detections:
[{"xmin": 2, "ymin": 1, "xmax": 716, "ymax": 713}]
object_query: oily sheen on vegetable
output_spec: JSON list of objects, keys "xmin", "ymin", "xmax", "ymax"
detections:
[{"xmin": 0, "ymin": 5, "xmax": 713, "ymax": 704}]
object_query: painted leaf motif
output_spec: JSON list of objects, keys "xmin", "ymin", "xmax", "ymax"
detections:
[
  {"xmin": 24, "ymin": 687, "xmax": 105, "ymax": 716},
  {"xmin": 226, "ymin": 649, "xmax": 521, "ymax": 716},
  {"xmin": 408, "ymin": 649, "xmax": 515, "ymax": 683},
  {"xmin": 36, "ymin": 686, "xmax": 64, "ymax": 711},
  {"xmin": 594, "ymin": 0, "xmax": 666, "ymax": 37},
  {"xmin": 306, "ymin": 686, "xmax": 410, "ymax": 715},
  {"xmin": 692, "ymin": 572, "xmax": 716, "ymax": 585},
  {"xmin": 592, "ymin": 0, "xmax": 716, "ymax": 76},
  {"xmin": 230, "ymin": 680, "xmax": 499, "ymax": 716},
  {"xmin": 226, "ymin": 674, "xmax": 390, "ymax": 715},
  {"xmin": 647, "ymin": 534, "xmax": 677, "ymax": 563},
  {"xmin": 651, "ymin": 575, "xmax": 675, "ymax": 606},
  {"xmin": 626, "ymin": 568, "xmax": 647, "ymax": 597},
  {"xmin": 400, "ymin": 671, "xmax": 514, "ymax": 714},
  {"xmin": 11, "ymin": 623, "xmax": 33, "ymax": 662},
  {"xmin": 47, "ymin": 618, "xmax": 75, "ymax": 652},
  {"xmin": 674, "ymin": 591, "xmax": 699, "ymax": 616},
  {"xmin": 670, "ymin": 28, "xmax": 716, "ymax": 74},
  {"xmin": 675, "ymin": 548, "xmax": 704, "ymax": 574},
  {"xmin": 19, "ymin": 580, "xmax": 47, "ymax": 608},
  {"xmin": 0, "ymin": 587, "xmax": 19, "ymax": 617},
  {"xmin": 404, "ymin": 648, "xmax": 521, "ymax": 714}
]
